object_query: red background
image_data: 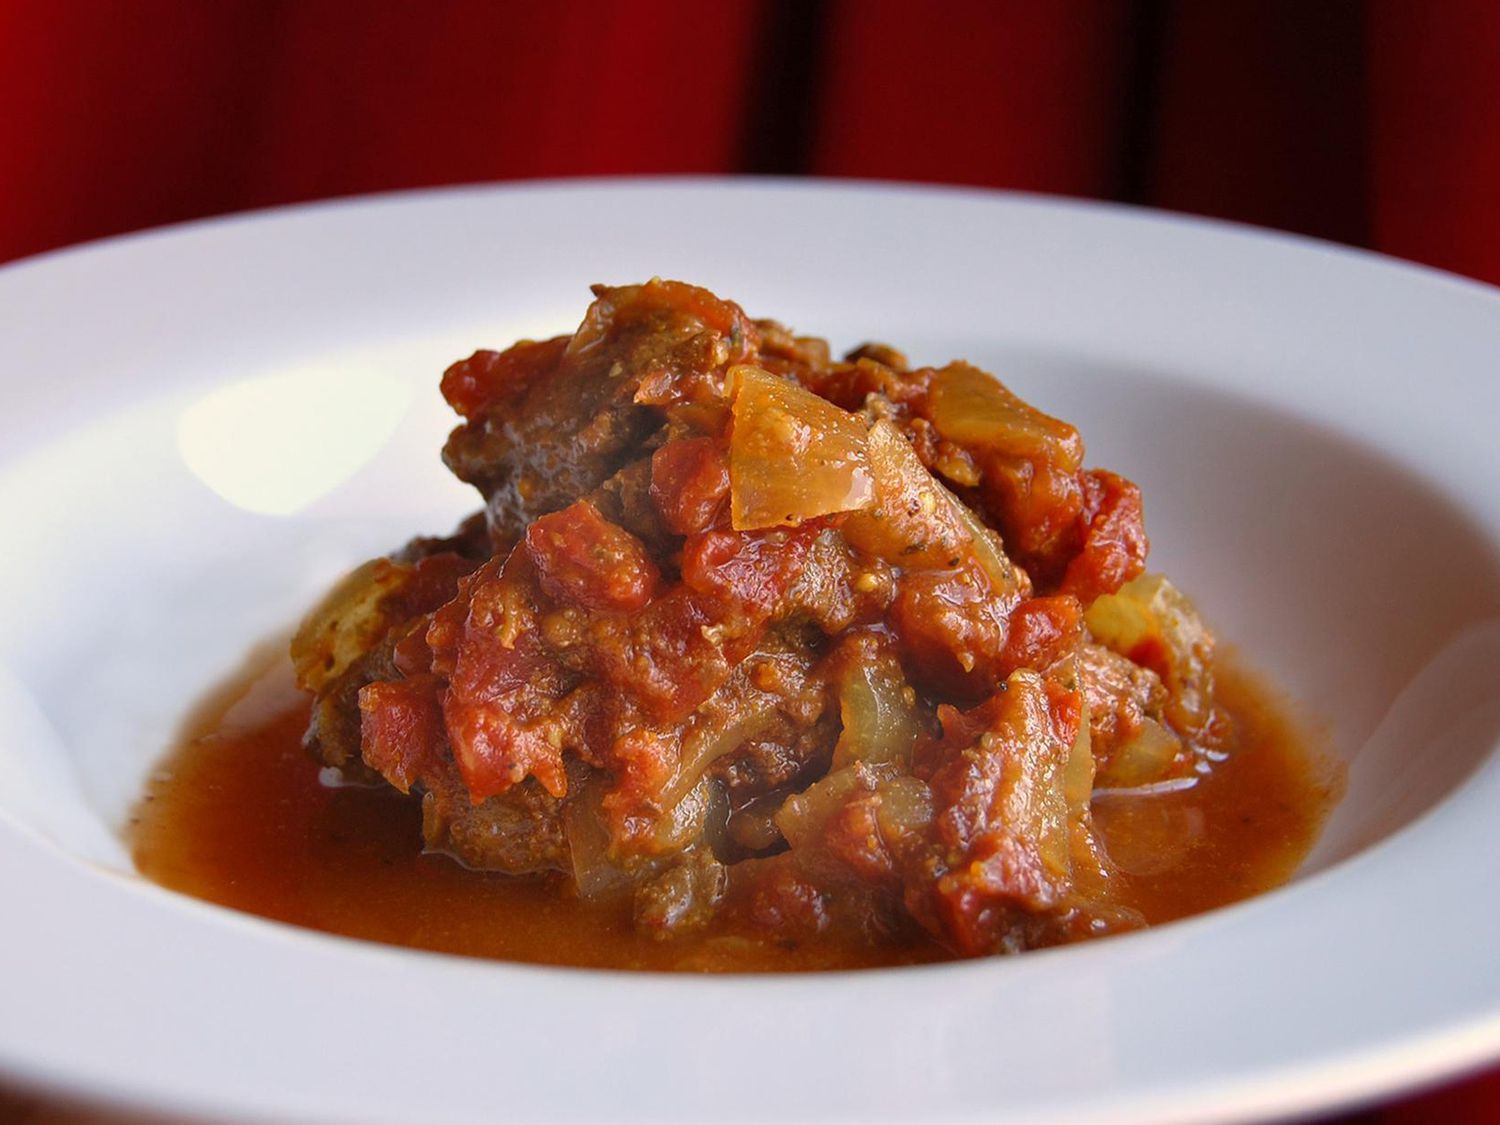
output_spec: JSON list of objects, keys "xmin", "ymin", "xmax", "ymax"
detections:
[
  {"xmin": 1, "ymin": 1, "xmax": 1497, "ymax": 1121},
  {"xmin": 2, "ymin": 0, "xmax": 1499, "ymax": 288}
]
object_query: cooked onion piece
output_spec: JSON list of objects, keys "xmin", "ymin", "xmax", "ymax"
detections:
[
  {"xmin": 842, "ymin": 419, "xmax": 969, "ymax": 568},
  {"xmin": 831, "ymin": 653, "xmax": 921, "ymax": 770},
  {"xmin": 1085, "ymin": 574, "xmax": 1217, "ymax": 739},
  {"xmin": 926, "ymin": 360, "xmax": 1083, "ymax": 469},
  {"xmin": 728, "ymin": 364, "xmax": 874, "ymax": 529}
]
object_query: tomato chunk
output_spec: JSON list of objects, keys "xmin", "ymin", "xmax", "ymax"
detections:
[
  {"xmin": 651, "ymin": 437, "xmax": 730, "ymax": 535},
  {"xmin": 359, "ymin": 677, "xmax": 447, "ymax": 794},
  {"xmin": 999, "ymin": 596, "xmax": 1084, "ymax": 674},
  {"xmin": 525, "ymin": 501, "xmax": 661, "ymax": 612},
  {"xmin": 1059, "ymin": 470, "xmax": 1148, "ymax": 603},
  {"xmin": 440, "ymin": 337, "xmax": 568, "ymax": 418}
]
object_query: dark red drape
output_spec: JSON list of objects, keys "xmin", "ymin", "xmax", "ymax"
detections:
[{"xmin": 1, "ymin": 0, "xmax": 1498, "ymax": 291}]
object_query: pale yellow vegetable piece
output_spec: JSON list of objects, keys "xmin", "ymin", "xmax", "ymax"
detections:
[
  {"xmin": 1085, "ymin": 573, "xmax": 1215, "ymax": 737},
  {"xmin": 832, "ymin": 654, "xmax": 921, "ymax": 770},
  {"xmin": 289, "ymin": 558, "xmax": 411, "ymax": 693},
  {"xmin": 1096, "ymin": 718, "xmax": 1183, "ymax": 789},
  {"xmin": 842, "ymin": 418, "xmax": 967, "ymax": 567},
  {"xmin": 728, "ymin": 365, "xmax": 874, "ymax": 529},
  {"xmin": 926, "ymin": 361, "xmax": 1084, "ymax": 471}
]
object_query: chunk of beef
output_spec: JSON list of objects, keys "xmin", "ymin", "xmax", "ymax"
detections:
[
  {"xmin": 442, "ymin": 280, "xmax": 757, "ymax": 540},
  {"xmin": 421, "ymin": 770, "xmax": 570, "ymax": 876},
  {"xmin": 1078, "ymin": 642, "xmax": 1170, "ymax": 768}
]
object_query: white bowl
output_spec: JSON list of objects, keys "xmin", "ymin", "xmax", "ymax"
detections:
[{"xmin": 1, "ymin": 180, "xmax": 1498, "ymax": 1124}]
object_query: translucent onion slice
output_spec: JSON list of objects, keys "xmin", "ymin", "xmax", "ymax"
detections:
[
  {"xmin": 660, "ymin": 691, "xmax": 780, "ymax": 811},
  {"xmin": 939, "ymin": 476, "xmax": 1021, "ymax": 594},
  {"xmin": 729, "ymin": 365, "xmax": 874, "ymax": 529},
  {"xmin": 982, "ymin": 670, "xmax": 1075, "ymax": 884},
  {"xmin": 926, "ymin": 361, "xmax": 1084, "ymax": 472},
  {"xmin": 843, "ymin": 419, "xmax": 1020, "ymax": 594},
  {"xmin": 1096, "ymin": 717, "xmax": 1182, "ymax": 789},
  {"xmin": 832, "ymin": 654, "xmax": 921, "ymax": 770},
  {"xmin": 774, "ymin": 764, "xmax": 869, "ymax": 850},
  {"xmin": 873, "ymin": 775, "xmax": 935, "ymax": 846},
  {"xmin": 564, "ymin": 775, "xmax": 635, "ymax": 901},
  {"xmin": 1063, "ymin": 702, "xmax": 1096, "ymax": 814},
  {"xmin": 774, "ymin": 765, "xmax": 933, "ymax": 863},
  {"xmin": 842, "ymin": 419, "xmax": 969, "ymax": 568},
  {"xmin": 1084, "ymin": 573, "xmax": 1215, "ymax": 736}
]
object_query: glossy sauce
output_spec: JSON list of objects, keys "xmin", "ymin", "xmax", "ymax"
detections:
[{"xmin": 131, "ymin": 656, "xmax": 1337, "ymax": 972}]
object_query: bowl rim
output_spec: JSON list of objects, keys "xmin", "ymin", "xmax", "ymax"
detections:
[{"xmin": 2, "ymin": 176, "xmax": 1499, "ymax": 1125}]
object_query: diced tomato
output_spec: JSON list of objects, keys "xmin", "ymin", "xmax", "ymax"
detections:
[
  {"xmin": 577, "ymin": 528, "xmax": 821, "ymax": 725},
  {"xmin": 929, "ymin": 835, "xmax": 1051, "ymax": 956},
  {"xmin": 680, "ymin": 526, "xmax": 818, "ymax": 614},
  {"xmin": 823, "ymin": 795, "xmax": 899, "ymax": 882},
  {"xmin": 914, "ymin": 670, "xmax": 1082, "ymax": 953},
  {"xmin": 999, "ymin": 595, "xmax": 1083, "ymax": 674},
  {"xmin": 359, "ymin": 677, "xmax": 447, "ymax": 794},
  {"xmin": 417, "ymin": 552, "xmax": 576, "ymax": 800},
  {"xmin": 978, "ymin": 456, "xmax": 1086, "ymax": 584},
  {"xmin": 1059, "ymin": 470, "xmax": 1148, "ymax": 603},
  {"xmin": 1041, "ymin": 672, "xmax": 1084, "ymax": 748},
  {"xmin": 650, "ymin": 436, "xmax": 730, "ymax": 535},
  {"xmin": 584, "ymin": 588, "xmax": 738, "ymax": 723},
  {"xmin": 598, "ymin": 728, "xmax": 681, "ymax": 843},
  {"xmin": 439, "ymin": 337, "xmax": 567, "ymax": 418},
  {"xmin": 525, "ymin": 500, "xmax": 661, "ymax": 612},
  {"xmin": 442, "ymin": 686, "xmax": 570, "ymax": 800},
  {"xmin": 889, "ymin": 562, "xmax": 1009, "ymax": 697}
]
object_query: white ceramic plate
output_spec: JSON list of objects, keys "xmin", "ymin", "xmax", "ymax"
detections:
[{"xmin": 2, "ymin": 180, "xmax": 1499, "ymax": 1124}]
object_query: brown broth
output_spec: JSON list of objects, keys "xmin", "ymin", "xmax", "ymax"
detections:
[
  {"xmin": 130, "ymin": 656, "xmax": 1337, "ymax": 972},
  {"xmin": 1091, "ymin": 668, "xmax": 1340, "ymax": 924}
]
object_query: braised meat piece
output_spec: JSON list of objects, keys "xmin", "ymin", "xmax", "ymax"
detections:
[
  {"xmin": 292, "ymin": 279, "xmax": 1228, "ymax": 957},
  {"xmin": 442, "ymin": 280, "xmax": 758, "ymax": 542}
]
